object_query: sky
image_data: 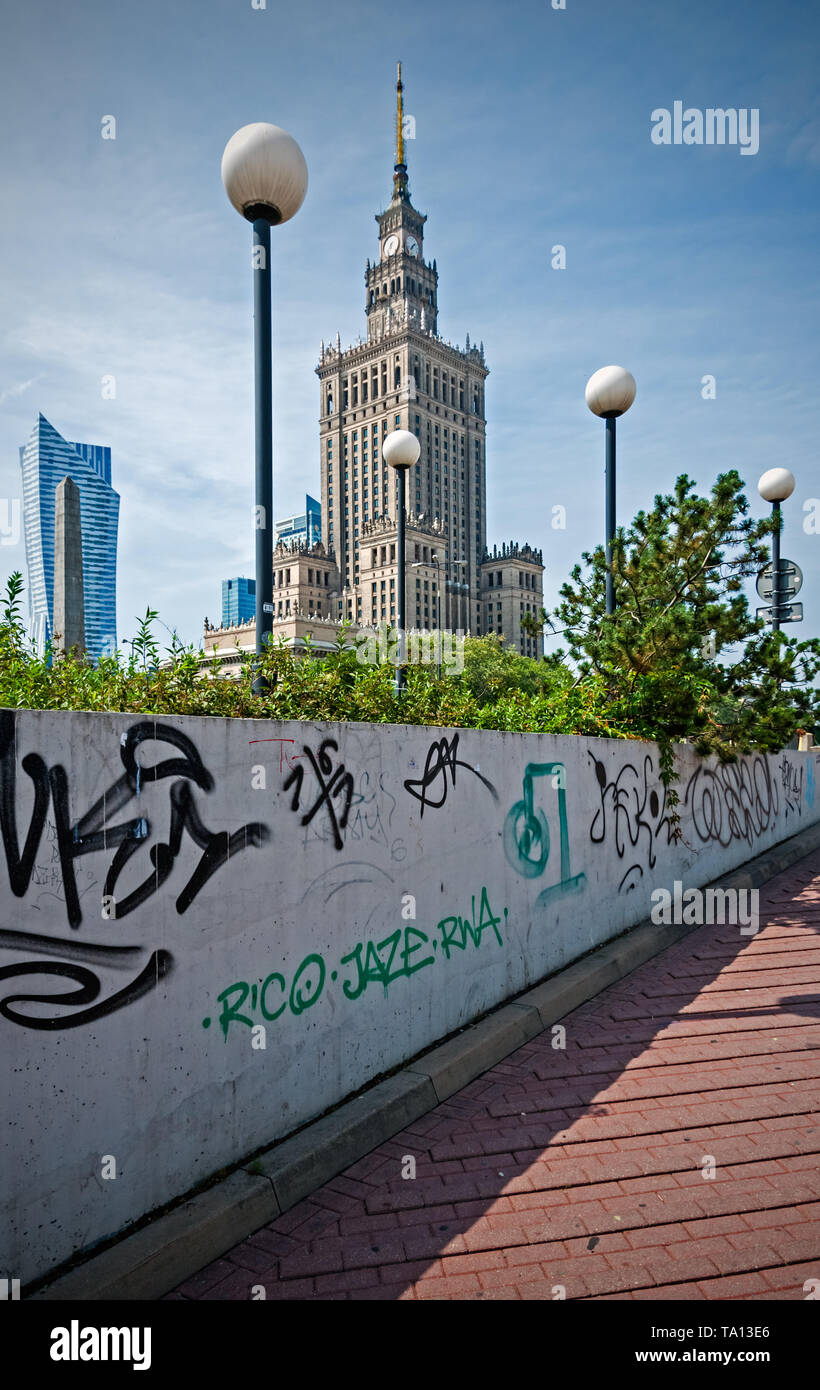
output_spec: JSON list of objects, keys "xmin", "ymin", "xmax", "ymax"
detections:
[{"xmin": 0, "ymin": 0, "xmax": 818, "ymax": 654}]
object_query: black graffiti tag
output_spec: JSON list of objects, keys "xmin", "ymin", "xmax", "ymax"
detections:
[
  {"xmin": 283, "ymin": 738, "xmax": 354, "ymax": 851},
  {"xmin": 0, "ymin": 952, "xmax": 172, "ymax": 1030},
  {"xmin": 588, "ymin": 751, "xmax": 675, "ymax": 893},
  {"xmin": 0, "ymin": 713, "xmax": 270, "ymax": 1029},
  {"xmin": 403, "ymin": 733, "xmax": 498, "ymax": 817},
  {"xmin": 779, "ymin": 757, "xmax": 803, "ymax": 820},
  {"xmin": 684, "ymin": 755, "xmax": 778, "ymax": 847},
  {"xmin": 0, "ymin": 713, "xmax": 270, "ymax": 928}
]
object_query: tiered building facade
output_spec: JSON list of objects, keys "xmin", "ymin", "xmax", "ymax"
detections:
[
  {"xmin": 203, "ymin": 67, "xmax": 543, "ymax": 673},
  {"xmin": 20, "ymin": 413, "xmax": 119, "ymax": 661}
]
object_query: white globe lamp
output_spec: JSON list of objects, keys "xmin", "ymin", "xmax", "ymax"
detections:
[
  {"xmin": 757, "ymin": 469, "xmax": 797, "ymax": 633},
  {"xmin": 585, "ymin": 366, "xmax": 637, "ymax": 614},
  {"xmin": 383, "ymin": 431, "xmax": 420, "ymax": 692},
  {"xmin": 221, "ymin": 123, "xmax": 308, "ymax": 224},
  {"xmin": 220, "ymin": 123, "xmax": 307, "ymax": 691}
]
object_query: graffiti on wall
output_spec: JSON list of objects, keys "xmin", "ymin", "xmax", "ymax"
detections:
[
  {"xmin": 684, "ymin": 754, "xmax": 779, "ymax": 848},
  {"xmin": 588, "ymin": 751, "xmax": 675, "ymax": 894},
  {"xmin": 779, "ymin": 757, "xmax": 803, "ymax": 819},
  {"xmin": 404, "ymin": 733, "xmax": 498, "ymax": 816},
  {"xmin": 253, "ymin": 737, "xmax": 405, "ymax": 860},
  {"xmin": 504, "ymin": 762, "xmax": 586, "ymax": 906},
  {"xmin": 0, "ymin": 713, "xmax": 270, "ymax": 1029},
  {"xmin": 204, "ymin": 886, "xmax": 507, "ymax": 1038},
  {"xmin": 283, "ymin": 738, "xmax": 354, "ymax": 851},
  {"xmin": 307, "ymin": 768, "xmax": 406, "ymax": 862}
]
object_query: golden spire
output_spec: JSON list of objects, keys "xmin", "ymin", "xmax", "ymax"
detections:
[
  {"xmin": 396, "ymin": 62, "xmax": 404, "ymax": 167},
  {"xmin": 393, "ymin": 62, "xmax": 408, "ymax": 197}
]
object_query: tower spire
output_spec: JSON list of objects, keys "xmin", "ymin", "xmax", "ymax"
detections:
[
  {"xmin": 393, "ymin": 62, "xmax": 408, "ymax": 198},
  {"xmin": 396, "ymin": 63, "xmax": 404, "ymax": 166}
]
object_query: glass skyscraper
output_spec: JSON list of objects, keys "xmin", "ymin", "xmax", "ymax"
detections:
[
  {"xmin": 19, "ymin": 414, "xmax": 119, "ymax": 660},
  {"xmin": 221, "ymin": 576, "xmax": 255, "ymax": 627},
  {"xmin": 274, "ymin": 493, "xmax": 322, "ymax": 549}
]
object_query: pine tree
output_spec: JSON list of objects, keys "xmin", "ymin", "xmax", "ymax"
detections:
[{"xmin": 554, "ymin": 471, "xmax": 819, "ymax": 759}]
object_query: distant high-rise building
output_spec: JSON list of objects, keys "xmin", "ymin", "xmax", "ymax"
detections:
[
  {"xmin": 314, "ymin": 66, "xmax": 544, "ymax": 655},
  {"xmin": 204, "ymin": 66, "xmax": 544, "ymax": 663},
  {"xmin": 274, "ymin": 494, "xmax": 322, "ymax": 550},
  {"xmin": 19, "ymin": 414, "xmax": 119, "ymax": 660},
  {"xmin": 221, "ymin": 576, "xmax": 256, "ymax": 628},
  {"xmin": 316, "ymin": 63, "xmax": 492, "ymax": 633}
]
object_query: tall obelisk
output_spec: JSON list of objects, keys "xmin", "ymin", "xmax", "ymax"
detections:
[{"xmin": 53, "ymin": 475, "xmax": 85, "ymax": 658}]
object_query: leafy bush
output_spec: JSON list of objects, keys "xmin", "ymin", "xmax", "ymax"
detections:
[{"xmin": 2, "ymin": 461, "xmax": 817, "ymax": 777}]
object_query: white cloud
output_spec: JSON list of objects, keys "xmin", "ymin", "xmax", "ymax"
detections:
[{"xmin": 0, "ymin": 378, "xmax": 36, "ymax": 407}]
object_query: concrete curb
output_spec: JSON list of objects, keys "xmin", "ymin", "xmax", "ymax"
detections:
[{"xmin": 33, "ymin": 818, "xmax": 820, "ymax": 1302}]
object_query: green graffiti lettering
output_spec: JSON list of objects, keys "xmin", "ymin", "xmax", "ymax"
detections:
[
  {"xmin": 339, "ymin": 943, "xmax": 368, "ymax": 1000},
  {"xmin": 503, "ymin": 763, "xmax": 585, "ymax": 902},
  {"xmin": 289, "ymin": 952, "xmax": 326, "ymax": 1015},
  {"xmin": 462, "ymin": 896, "xmax": 480, "ymax": 947},
  {"xmin": 362, "ymin": 938, "xmax": 390, "ymax": 988},
  {"xmin": 399, "ymin": 926, "xmax": 435, "ymax": 977},
  {"xmin": 437, "ymin": 888, "xmax": 504, "ymax": 958},
  {"xmin": 437, "ymin": 914, "xmax": 465, "ymax": 959},
  {"xmin": 206, "ymin": 889, "xmax": 506, "ymax": 1033},
  {"xmin": 478, "ymin": 886, "xmax": 504, "ymax": 945},
  {"xmin": 260, "ymin": 972, "xmax": 287, "ymax": 1021},
  {"xmin": 375, "ymin": 928, "xmax": 402, "ymax": 985},
  {"xmin": 217, "ymin": 981, "xmax": 252, "ymax": 1039}
]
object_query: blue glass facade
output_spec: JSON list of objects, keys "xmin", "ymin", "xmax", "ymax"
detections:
[
  {"xmin": 221, "ymin": 576, "xmax": 256, "ymax": 627},
  {"xmin": 275, "ymin": 493, "xmax": 321, "ymax": 549},
  {"xmin": 19, "ymin": 414, "xmax": 120, "ymax": 660}
]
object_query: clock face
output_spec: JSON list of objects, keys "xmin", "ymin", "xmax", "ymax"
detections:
[
  {"xmin": 383, "ymin": 234, "xmax": 399, "ymax": 256},
  {"xmin": 406, "ymin": 235, "xmax": 419, "ymax": 256}
]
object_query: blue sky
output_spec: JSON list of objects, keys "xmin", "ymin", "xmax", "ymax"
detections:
[{"xmin": 0, "ymin": 0, "xmax": 818, "ymax": 653}]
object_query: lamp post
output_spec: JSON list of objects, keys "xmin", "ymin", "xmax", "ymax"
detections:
[
  {"xmin": 222, "ymin": 123, "xmax": 308, "ymax": 692},
  {"xmin": 411, "ymin": 551, "xmax": 443, "ymax": 676},
  {"xmin": 451, "ymin": 558, "xmax": 468, "ymax": 633},
  {"xmin": 384, "ymin": 429, "xmax": 421, "ymax": 692},
  {"xmin": 757, "ymin": 468, "xmax": 796, "ymax": 633},
  {"xmin": 585, "ymin": 365, "xmax": 636, "ymax": 615}
]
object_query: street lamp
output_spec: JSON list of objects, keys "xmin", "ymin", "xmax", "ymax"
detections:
[
  {"xmin": 758, "ymin": 467, "xmax": 796, "ymax": 633},
  {"xmin": 412, "ymin": 546, "xmax": 446, "ymax": 676},
  {"xmin": 384, "ymin": 429, "xmax": 420, "ymax": 692},
  {"xmin": 222, "ymin": 122, "xmax": 308, "ymax": 692},
  {"xmin": 411, "ymin": 558, "xmax": 439, "ymax": 666},
  {"xmin": 585, "ymin": 365, "xmax": 636, "ymax": 615},
  {"xmin": 451, "ymin": 559, "xmax": 468, "ymax": 632}
]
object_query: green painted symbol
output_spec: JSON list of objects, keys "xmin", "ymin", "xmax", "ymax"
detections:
[{"xmin": 503, "ymin": 762, "xmax": 586, "ymax": 903}]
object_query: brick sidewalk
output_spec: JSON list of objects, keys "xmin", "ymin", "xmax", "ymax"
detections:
[{"xmin": 169, "ymin": 849, "xmax": 820, "ymax": 1301}]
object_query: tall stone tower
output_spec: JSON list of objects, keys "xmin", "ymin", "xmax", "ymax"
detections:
[{"xmin": 317, "ymin": 64, "xmax": 490, "ymax": 633}]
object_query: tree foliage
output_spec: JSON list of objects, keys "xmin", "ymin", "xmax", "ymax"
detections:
[
  {"xmin": 2, "ymin": 458, "xmax": 818, "ymax": 790},
  {"xmin": 554, "ymin": 471, "xmax": 820, "ymax": 760}
]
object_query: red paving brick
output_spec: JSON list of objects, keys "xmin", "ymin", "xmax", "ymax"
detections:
[{"xmin": 169, "ymin": 849, "xmax": 820, "ymax": 1302}]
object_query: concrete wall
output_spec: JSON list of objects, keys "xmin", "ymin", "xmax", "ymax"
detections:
[{"xmin": 1, "ymin": 707, "xmax": 818, "ymax": 1286}]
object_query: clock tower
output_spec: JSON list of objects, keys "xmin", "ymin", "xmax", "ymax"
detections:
[
  {"xmin": 365, "ymin": 64, "xmax": 438, "ymax": 342},
  {"xmin": 317, "ymin": 64, "xmax": 496, "ymax": 636},
  {"xmin": 206, "ymin": 64, "xmax": 544, "ymax": 664}
]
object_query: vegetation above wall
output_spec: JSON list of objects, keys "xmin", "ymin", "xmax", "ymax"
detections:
[{"xmin": 1, "ymin": 475, "xmax": 818, "ymax": 824}]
